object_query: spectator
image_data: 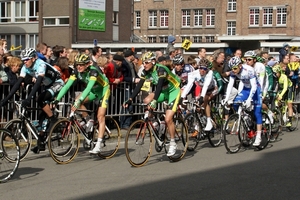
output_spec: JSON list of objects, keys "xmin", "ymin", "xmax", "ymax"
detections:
[
  {"xmin": 0, "ymin": 39, "xmax": 8, "ymax": 53},
  {"xmin": 51, "ymin": 45, "xmax": 67, "ymax": 65},
  {"xmin": 91, "ymin": 46, "xmax": 102, "ymax": 67},
  {"xmin": 279, "ymin": 43, "xmax": 290, "ymax": 62},
  {"xmin": 44, "ymin": 46, "xmax": 53, "ymax": 64},
  {"xmin": 36, "ymin": 42, "xmax": 48, "ymax": 62},
  {"xmin": 120, "ymin": 50, "xmax": 140, "ymax": 130},
  {"xmin": 166, "ymin": 47, "xmax": 176, "ymax": 61},
  {"xmin": 165, "ymin": 35, "xmax": 176, "ymax": 55},
  {"xmin": 195, "ymin": 48, "xmax": 206, "ymax": 66},
  {"xmin": 5, "ymin": 56, "xmax": 22, "ymax": 86}
]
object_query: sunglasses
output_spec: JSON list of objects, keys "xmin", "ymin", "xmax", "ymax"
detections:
[
  {"xmin": 232, "ymin": 66, "xmax": 239, "ymax": 70},
  {"xmin": 199, "ymin": 67, "xmax": 208, "ymax": 71},
  {"xmin": 245, "ymin": 58, "xmax": 253, "ymax": 62},
  {"xmin": 23, "ymin": 58, "xmax": 31, "ymax": 62},
  {"xmin": 143, "ymin": 61, "xmax": 151, "ymax": 65}
]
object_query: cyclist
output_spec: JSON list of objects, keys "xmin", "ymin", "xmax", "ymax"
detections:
[
  {"xmin": 123, "ymin": 51, "xmax": 181, "ymax": 156},
  {"xmin": 172, "ymin": 54, "xmax": 194, "ymax": 91},
  {"xmin": 223, "ymin": 56, "xmax": 263, "ymax": 146},
  {"xmin": 181, "ymin": 58, "xmax": 218, "ymax": 132},
  {"xmin": 53, "ymin": 53, "xmax": 110, "ymax": 154},
  {"xmin": 272, "ymin": 64, "xmax": 294, "ymax": 127},
  {"xmin": 0, "ymin": 48, "xmax": 64, "ymax": 153}
]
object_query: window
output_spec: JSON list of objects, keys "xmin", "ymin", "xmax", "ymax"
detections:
[
  {"xmin": 135, "ymin": 11, "xmax": 141, "ymax": 28},
  {"xmin": 194, "ymin": 9, "xmax": 202, "ymax": 27},
  {"xmin": 15, "ymin": 34, "xmax": 26, "ymax": 55},
  {"xmin": 181, "ymin": 36, "xmax": 190, "ymax": 43},
  {"xmin": 148, "ymin": 36, "xmax": 157, "ymax": 43},
  {"xmin": 160, "ymin": 10, "xmax": 168, "ymax": 27},
  {"xmin": 15, "ymin": 1, "xmax": 26, "ymax": 22},
  {"xmin": 0, "ymin": 1, "xmax": 11, "ymax": 22},
  {"xmin": 112, "ymin": 12, "xmax": 118, "ymax": 24},
  {"xmin": 277, "ymin": 7, "xmax": 287, "ymax": 26},
  {"xmin": 159, "ymin": 36, "xmax": 168, "ymax": 43},
  {"xmin": 29, "ymin": 34, "xmax": 39, "ymax": 48},
  {"xmin": 182, "ymin": 10, "xmax": 190, "ymax": 27},
  {"xmin": 227, "ymin": 21, "xmax": 236, "ymax": 35},
  {"xmin": 263, "ymin": 8, "xmax": 273, "ymax": 26},
  {"xmin": 149, "ymin": 11, "xmax": 157, "ymax": 27},
  {"xmin": 206, "ymin": 9, "xmax": 215, "ymax": 26},
  {"xmin": 29, "ymin": 0, "xmax": 39, "ymax": 21},
  {"xmin": 249, "ymin": 8, "xmax": 259, "ymax": 26},
  {"xmin": 44, "ymin": 17, "xmax": 69, "ymax": 26},
  {"xmin": 59, "ymin": 18, "xmax": 69, "ymax": 25},
  {"xmin": 193, "ymin": 36, "xmax": 202, "ymax": 43},
  {"xmin": 205, "ymin": 36, "xmax": 214, "ymax": 43},
  {"xmin": 227, "ymin": 0, "xmax": 236, "ymax": 12}
]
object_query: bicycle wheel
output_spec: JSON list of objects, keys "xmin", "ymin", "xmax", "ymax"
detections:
[
  {"xmin": 208, "ymin": 112, "xmax": 223, "ymax": 147},
  {"xmin": 0, "ymin": 128, "xmax": 20, "ymax": 183},
  {"xmin": 97, "ymin": 116, "xmax": 121, "ymax": 159},
  {"xmin": 270, "ymin": 108, "xmax": 282, "ymax": 141},
  {"xmin": 125, "ymin": 120, "xmax": 152, "ymax": 167},
  {"xmin": 4, "ymin": 119, "xmax": 32, "ymax": 161},
  {"xmin": 184, "ymin": 113, "xmax": 200, "ymax": 151},
  {"xmin": 223, "ymin": 114, "xmax": 244, "ymax": 153},
  {"xmin": 287, "ymin": 106, "xmax": 298, "ymax": 131},
  {"xmin": 164, "ymin": 117, "xmax": 188, "ymax": 162},
  {"xmin": 48, "ymin": 118, "xmax": 80, "ymax": 164},
  {"xmin": 256, "ymin": 112, "xmax": 271, "ymax": 150}
]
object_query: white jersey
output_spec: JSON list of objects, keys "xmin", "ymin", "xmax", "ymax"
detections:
[
  {"xmin": 254, "ymin": 62, "xmax": 268, "ymax": 96},
  {"xmin": 225, "ymin": 64, "xmax": 258, "ymax": 101},
  {"xmin": 181, "ymin": 69, "xmax": 215, "ymax": 98}
]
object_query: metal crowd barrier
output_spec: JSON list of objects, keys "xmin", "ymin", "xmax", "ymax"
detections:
[{"xmin": 0, "ymin": 82, "xmax": 164, "ymax": 125}]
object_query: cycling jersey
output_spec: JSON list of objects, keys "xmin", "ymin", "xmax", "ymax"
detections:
[
  {"xmin": 181, "ymin": 69, "xmax": 215, "ymax": 98},
  {"xmin": 20, "ymin": 58, "xmax": 61, "ymax": 86},
  {"xmin": 278, "ymin": 73, "xmax": 293, "ymax": 100},
  {"xmin": 254, "ymin": 62, "xmax": 268, "ymax": 97},
  {"xmin": 56, "ymin": 66, "xmax": 110, "ymax": 108},
  {"xmin": 130, "ymin": 64, "xmax": 181, "ymax": 111},
  {"xmin": 172, "ymin": 64, "xmax": 194, "ymax": 87}
]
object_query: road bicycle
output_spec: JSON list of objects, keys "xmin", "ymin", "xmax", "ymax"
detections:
[
  {"xmin": 48, "ymin": 102, "xmax": 121, "ymax": 164},
  {"xmin": 0, "ymin": 128, "xmax": 20, "ymax": 183},
  {"xmin": 276, "ymin": 100, "xmax": 298, "ymax": 132},
  {"xmin": 124, "ymin": 103, "xmax": 188, "ymax": 167},
  {"xmin": 4, "ymin": 100, "xmax": 53, "ymax": 160},
  {"xmin": 184, "ymin": 99, "xmax": 222, "ymax": 151},
  {"xmin": 223, "ymin": 102, "xmax": 272, "ymax": 153}
]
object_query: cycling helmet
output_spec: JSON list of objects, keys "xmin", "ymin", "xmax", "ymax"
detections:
[
  {"xmin": 75, "ymin": 53, "xmax": 91, "ymax": 64},
  {"xmin": 272, "ymin": 64, "xmax": 282, "ymax": 74},
  {"xmin": 198, "ymin": 58, "xmax": 210, "ymax": 67},
  {"xmin": 20, "ymin": 48, "xmax": 37, "ymax": 60},
  {"xmin": 255, "ymin": 56, "xmax": 265, "ymax": 63},
  {"xmin": 173, "ymin": 55, "xmax": 184, "ymax": 65},
  {"xmin": 142, "ymin": 52, "xmax": 156, "ymax": 62},
  {"xmin": 244, "ymin": 50, "xmax": 256, "ymax": 58},
  {"xmin": 228, "ymin": 56, "xmax": 242, "ymax": 69}
]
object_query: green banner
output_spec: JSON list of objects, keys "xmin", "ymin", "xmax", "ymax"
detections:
[{"xmin": 78, "ymin": 0, "xmax": 106, "ymax": 31}]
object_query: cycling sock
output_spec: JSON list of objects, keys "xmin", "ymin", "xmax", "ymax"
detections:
[
  {"xmin": 97, "ymin": 138, "xmax": 103, "ymax": 142},
  {"xmin": 256, "ymin": 131, "xmax": 261, "ymax": 139},
  {"xmin": 170, "ymin": 139, "xmax": 176, "ymax": 146}
]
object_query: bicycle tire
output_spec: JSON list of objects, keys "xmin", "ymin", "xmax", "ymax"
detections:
[
  {"xmin": 256, "ymin": 112, "xmax": 271, "ymax": 150},
  {"xmin": 48, "ymin": 118, "xmax": 80, "ymax": 164},
  {"xmin": 125, "ymin": 120, "xmax": 152, "ymax": 167},
  {"xmin": 208, "ymin": 112, "xmax": 223, "ymax": 147},
  {"xmin": 184, "ymin": 113, "xmax": 200, "ymax": 151},
  {"xmin": 97, "ymin": 116, "xmax": 121, "ymax": 159},
  {"xmin": 0, "ymin": 128, "xmax": 20, "ymax": 183},
  {"xmin": 164, "ymin": 117, "xmax": 188, "ymax": 162},
  {"xmin": 270, "ymin": 108, "xmax": 282, "ymax": 141},
  {"xmin": 4, "ymin": 119, "xmax": 32, "ymax": 161},
  {"xmin": 287, "ymin": 106, "xmax": 298, "ymax": 131},
  {"xmin": 223, "ymin": 114, "xmax": 244, "ymax": 153}
]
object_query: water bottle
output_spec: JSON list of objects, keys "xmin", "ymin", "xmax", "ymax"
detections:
[
  {"xmin": 80, "ymin": 120, "xmax": 86, "ymax": 128},
  {"xmin": 42, "ymin": 119, "xmax": 48, "ymax": 132},
  {"xmin": 152, "ymin": 121, "xmax": 159, "ymax": 132},
  {"xmin": 159, "ymin": 121, "xmax": 166, "ymax": 134},
  {"xmin": 32, "ymin": 120, "xmax": 39, "ymax": 127},
  {"xmin": 86, "ymin": 119, "xmax": 94, "ymax": 133}
]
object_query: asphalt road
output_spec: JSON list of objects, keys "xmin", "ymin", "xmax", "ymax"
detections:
[{"xmin": 1, "ymin": 129, "xmax": 300, "ymax": 200}]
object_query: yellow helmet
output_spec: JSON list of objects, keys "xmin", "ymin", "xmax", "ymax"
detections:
[
  {"xmin": 142, "ymin": 52, "xmax": 156, "ymax": 62},
  {"xmin": 75, "ymin": 53, "xmax": 90, "ymax": 64}
]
